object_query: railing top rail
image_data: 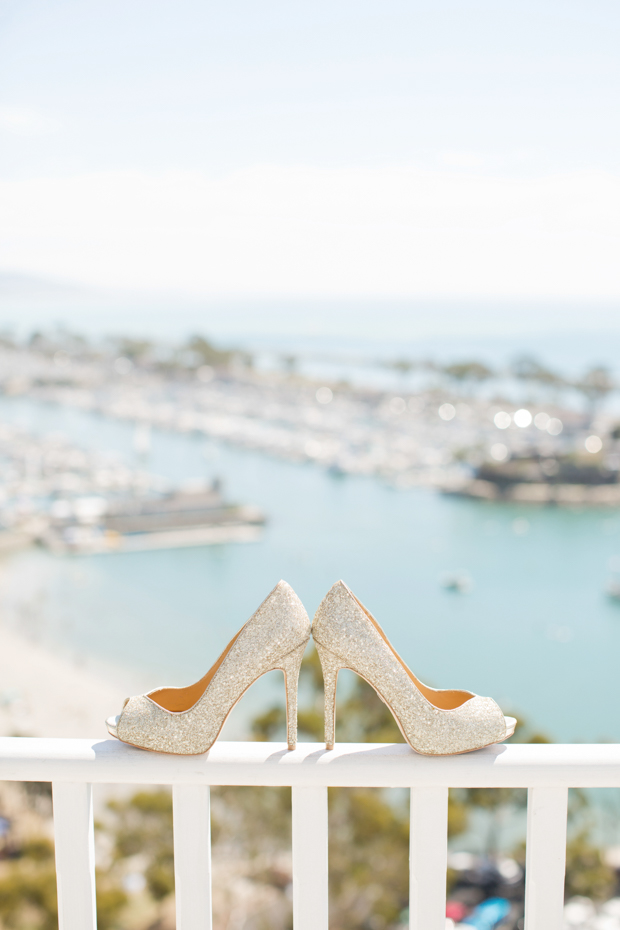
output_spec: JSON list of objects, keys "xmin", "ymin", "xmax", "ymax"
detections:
[{"xmin": 1, "ymin": 738, "xmax": 620, "ymax": 787}]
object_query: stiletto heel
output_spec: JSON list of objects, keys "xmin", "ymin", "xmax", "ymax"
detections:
[
  {"xmin": 106, "ymin": 581, "xmax": 311, "ymax": 755},
  {"xmin": 313, "ymin": 581, "xmax": 516, "ymax": 755},
  {"xmin": 315, "ymin": 642, "xmax": 340, "ymax": 750},
  {"xmin": 280, "ymin": 641, "xmax": 308, "ymax": 750}
]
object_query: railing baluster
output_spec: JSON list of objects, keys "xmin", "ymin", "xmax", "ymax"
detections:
[
  {"xmin": 292, "ymin": 786, "xmax": 329, "ymax": 930},
  {"xmin": 409, "ymin": 787, "xmax": 448, "ymax": 930},
  {"xmin": 524, "ymin": 787, "xmax": 568, "ymax": 930},
  {"xmin": 52, "ymin": 782, "xmax": 97, "ymax": 930},
  {"xmin": 173, "ymin": 784, "xmax": 212, "ymax": 930}
]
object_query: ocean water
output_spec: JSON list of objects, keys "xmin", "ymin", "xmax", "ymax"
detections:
[{"xmin": 0, "ymin": 395, "xmax": 620, "ymax": 744}]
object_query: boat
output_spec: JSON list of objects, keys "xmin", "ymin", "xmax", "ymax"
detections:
[
  {"xmin": 40, "ymin": 483, "xmax": 266, "ymax": 554},
  {"xmin": 445, "ymin": 453, "xmax": 620, "ymax": 506},
  {"xmin": 440, "ymin": 571, "xmax": 472, "ymax": 593},
  {"xmin": 0, "ymin": 422, "xmax": 266, "ymax": 554},
  {"xmin": 606, "ymin": 579, "xmax": 620, "ymax": 602}
]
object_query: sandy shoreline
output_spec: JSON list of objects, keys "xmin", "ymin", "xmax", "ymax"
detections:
[
  {"xmin": 0, "ymin": 610, "xmax": 265, "ymax": 745},
  {"xmin": 0, "ymin": 623, "xmax": 135, "ymax": 740}
]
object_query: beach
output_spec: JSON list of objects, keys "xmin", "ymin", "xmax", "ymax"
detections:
[{"xmin": 0, "ymin": 621, "xmax": 129, "ymax": 740}]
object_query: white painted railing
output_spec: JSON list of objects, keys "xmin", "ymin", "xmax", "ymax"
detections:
[{"xmin": 3, "ymin": 738, "xmax": 620, "ymax": 930}]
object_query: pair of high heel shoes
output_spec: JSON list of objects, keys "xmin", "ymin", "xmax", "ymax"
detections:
[{"xmin": 106, "ymin": 580, "xmax": 516, "ymax": 756}]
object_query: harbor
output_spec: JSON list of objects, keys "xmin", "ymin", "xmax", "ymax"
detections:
[
  {"xmin": 0, "ymin": 337, "xmax": 618, "ymax": 498},
  {"xmin": 0, "ymin": 392, "xmax": 619, "ymax": 749},
  {"xmin": 0, "ymin": 331, "xmax": 619, "ymax": 749},
  {"xmin": 0, "ymin": 420, "xmax": 264, "ymax": 555}
]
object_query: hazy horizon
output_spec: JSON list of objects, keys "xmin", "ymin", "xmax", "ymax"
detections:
[{"xmin": 1, "ymin": 272, "xmax": 619, "ymax": 376}]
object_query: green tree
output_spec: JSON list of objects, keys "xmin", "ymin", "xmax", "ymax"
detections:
[
  {"xmin": 385, "ymin": 358, "xmax": 416, "ymax": 390},
  {"xmin": 184, "ymin": 334, "xmax": 233, "ymax": 368},
  {"xmin": 281, "ymin": 354, "xmax": 298, "ymax": 375},
  {"xmin": 564, "ymin": 831, "xmax": 616, "ymax": 901},
  {"xmin": 108, "ymin": 789, "xmax": 175, "ymax": 901},
  {"xmin": 0, "ymin": 847, "xmax": 58, "ymax": 930},
  {"xmin": 114, "ymin": 337, "xmax": 153, "ymax": 362},
  {"xmin": 511, "ymin": 355, "xmax": 563, "ymax": 389},
  {"xmin": 0, "ymin": 833, "xmax": 126, "ymax": 930},
  {"xmin": 576, "ymin": 366, "xmax": 615, "ymax": 420},
  {"xmin": 443, "ymin": 361, "xmax": 494, "ymax": 392}
]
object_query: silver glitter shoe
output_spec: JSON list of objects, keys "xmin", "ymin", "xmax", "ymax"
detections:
[
  {"xmin": 313, "ymin": 581, "xmax": 516, "ymax": 755},
  {"xmin": 106, "ymin": 581, "xmax": 311, "ymax": 754}
]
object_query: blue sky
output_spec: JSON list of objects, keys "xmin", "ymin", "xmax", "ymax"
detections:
[{"xmin": 1, "ymin": 0, "xmax": 619, "ymax": 304}]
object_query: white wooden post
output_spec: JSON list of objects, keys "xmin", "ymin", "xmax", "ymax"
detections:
[
  {"xmin": 173, "ymin": 784, "xmax": 212, "ymax": 930},
  {"xmin": 53, "ymin": 781, "xmax": 97, "ymax": 930},
  {"xmin": 292, "ymin": 786, "xmax": 329, "ymax": 930},
  {"xmin": 524, "ymin": 787, "xmax": 568, "ymax": 930},
  {"xmin": 409, "ymin": 787, "xmax": 448, "ymax": 930}
]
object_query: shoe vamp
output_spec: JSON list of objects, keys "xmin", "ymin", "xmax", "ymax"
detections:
[
  {"xmin": 116, "ymin": 694, "xmax": 222, "ymax": 754},
  {"xmin": 396, "ymin": 694, "xmax": 506, "ymax": 755}
]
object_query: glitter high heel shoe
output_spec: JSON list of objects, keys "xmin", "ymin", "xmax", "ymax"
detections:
[
  {"xmin": 313, "ymin": 581, "xmax": 516, "ymax": 755},
  {"xmin": 106, "ymin": 581, "xmax": 311, "ymax": 754}
]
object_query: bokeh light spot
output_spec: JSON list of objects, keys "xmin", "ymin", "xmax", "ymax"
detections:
[
  {"xmin": 438, "ymin": 403, "xmax": 456, "ymax": 421},
  {"xmin": 514, "ymin": 408, "xmax": 532, "ymax": 428},
  {"xmin": 585, "ymin": 435, "xmax": 602, "ymax": 453},
  {"xmin": 494, "ymin": 411, "xmax": 511, "ymax": 429}
]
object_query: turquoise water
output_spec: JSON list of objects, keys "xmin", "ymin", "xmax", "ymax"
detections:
[{"xmin": 1, "ymin": 396, "xmax": 620, "ymax": 743}]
